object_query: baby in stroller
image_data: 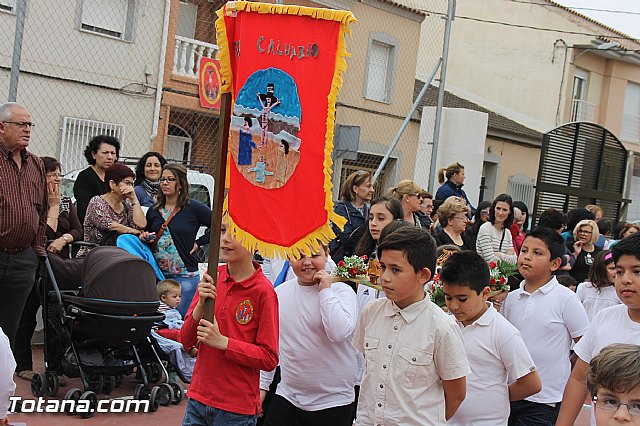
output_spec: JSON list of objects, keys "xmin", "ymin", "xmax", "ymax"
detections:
[{"xmin": 152, "ymin": 280, "xmax": 196, "ymax": 382}]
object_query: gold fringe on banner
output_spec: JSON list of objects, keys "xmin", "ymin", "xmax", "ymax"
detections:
[{"xmin": 215, "ymin": 2, "xmax": 354, "ymax": 260}]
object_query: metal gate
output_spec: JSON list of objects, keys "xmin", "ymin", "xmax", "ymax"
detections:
[{"xmin": 533, "ymin": 122, "xmax": 629, "ymax": 224}]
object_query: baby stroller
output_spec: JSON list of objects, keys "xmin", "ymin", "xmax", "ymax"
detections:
[{"xmin": 33, "ymin": 246, "xmax": 184, "ymax": 417}]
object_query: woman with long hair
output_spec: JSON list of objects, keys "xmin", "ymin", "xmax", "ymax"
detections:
[
  {"xmin": 387, "ymin": 179, "xmax": 430, "ymax": 228},
  {"xmin": 435, "ymin": 197, "xmax": 474, "ymax": 250},
  {"xmin": 476, "ymin": 194, "xmax": 517, "ymax": 265},
  {"xmin": 134, "ymin": 151, "xmax": 167, "ymax": 207},
  {"xmin": 329, "ymin": 170, "xmax": 375, "ymax": 262},
  {"xmin": 146, "ymin": 164, "xmax": 211, "ymax": 316},
  {"xmin": 353, "ymin": 196, "xmax": 404, "ymax": 259},
  {"xmin": 576, "ymin": 250, "xmax": 621, "ymax": 320},
  {"xmin": 434, "ymin": 162, "xmax": 475, "ymax": 215},
  {"xmin": 464, "ymin": 200, "xmax": 491, "ymax": 251}
]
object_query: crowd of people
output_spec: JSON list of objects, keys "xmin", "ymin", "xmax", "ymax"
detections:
[{"xmin": 1, "ymin": 100, "xmax": 640, "ymax": 426}]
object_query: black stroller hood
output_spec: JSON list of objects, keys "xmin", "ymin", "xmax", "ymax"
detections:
[{"xmin": 82, "ymin": 246, "xmax": 157, "ymax": 302}]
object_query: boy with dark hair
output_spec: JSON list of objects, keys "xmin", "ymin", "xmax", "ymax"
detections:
[
  {"xmin": 260, "ymin": 246, "xmax": 357, "ymax": 425},
  {"xmin": 181, "ymin": 221, "xmax": 279, "ymax": 425},
  {"xmin": 557, "ymin": 233, "xmax": 640, "ymax": 426},
  {"xmin": 502, "ymin": 226, "xmax": 589, "ymax": 426},
  {"xmin": 442, "ymin": 251, "xmax": 541, "ymax": 426},
  {"xmin": 586, "ymin": 343, "xmax": 640, "ymax": 426},
  {"xmin": 352, "ymin": 227, "xmax": 469, "ymax": 425}
]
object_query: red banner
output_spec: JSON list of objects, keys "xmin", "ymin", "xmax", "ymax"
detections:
[
  {"xmin": 199, "ymin": 58, "xmax": 222, "ymax": 109},
  {"xmin": 215, "ymin": 2, "xmax": 354, "ymax": 259}
]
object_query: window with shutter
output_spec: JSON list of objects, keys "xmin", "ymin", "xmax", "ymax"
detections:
[
  {"xmin": 81, "ymin": 0, "xmax": 128, "ymax": 39},
  {"xmin": 0, "ymin": 0, "xmax": 16, "ymax": 12},
  {"xmin": 60, "ymin": 117, "xmax": 126, "ymax": 172},
  {"xmin": 366, "ymin": 41, "xmax": 392, "ymax": 102}
]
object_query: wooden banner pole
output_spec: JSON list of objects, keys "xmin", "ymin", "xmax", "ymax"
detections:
[{"xmin": 204, "ymin": 91, "xmax": 232, "ymax": 322}]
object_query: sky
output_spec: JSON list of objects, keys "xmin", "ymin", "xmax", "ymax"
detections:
[{"xmin": 555, "ymin": 0, "xmax": 640, "ymax": 39}]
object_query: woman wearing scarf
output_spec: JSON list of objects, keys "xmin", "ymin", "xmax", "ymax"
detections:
[{"xmin": 134, "ymin": 151, "xmax": 167, "ymax": 207}]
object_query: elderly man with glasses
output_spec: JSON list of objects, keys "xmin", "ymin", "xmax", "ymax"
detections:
[{"xmin": 0, "ymin": 102, "xmax": 47, "ymax": 349}]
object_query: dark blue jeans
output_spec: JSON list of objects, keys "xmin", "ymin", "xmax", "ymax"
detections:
[
  {"xmin": 0, "ymin": 247, "xmax": 38, "ymax": 348},
  {"xmin": 183, "ymin": 398, "xmax": 257, "ymax": 426},
  {"xmin": 508, "ymin": 400, "xmax": 561, "ymax": 426}
]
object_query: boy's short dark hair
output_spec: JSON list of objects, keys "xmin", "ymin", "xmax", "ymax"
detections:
[
  {"xmin": 537, "ymin": 208, "xmax": 564, "ymax": 231},
  {"xmin": 377, "ymin": 227, "xmax": 436, "ymax": 273},
  {"xmin": 556, "ymin": 274, "xmax": 577, "ymax": 289},
  {"xmin": 440, "ymin": 251, "xmax": 490, "ymax": 294},
  {"xmin": 526, "ymin": 226, "xmax": 565, "ymax": 261},
  {"xmin": 611, "ymin": 232, "xmax": 640, "ymax": 263},
  {"xmin": 586, "ymin": 343, "xmax": 640, "ymax": 396},
  {"xmin": 597, "ymin": 219, "xmax": 612, "ymax": 236}
]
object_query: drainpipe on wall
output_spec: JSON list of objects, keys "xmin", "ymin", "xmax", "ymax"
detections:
[
  {"xmin": 8, "ymin": 0, "xmax": 27, "ymax": 102},
  {"xmin": 150, "ymin": 0, "xmax": 172, "ymax": 143}
]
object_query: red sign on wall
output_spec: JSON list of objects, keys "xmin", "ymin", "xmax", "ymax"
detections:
[{"xmin": 199, "ymin": 58, "xmax": 222, "ymax": 109}]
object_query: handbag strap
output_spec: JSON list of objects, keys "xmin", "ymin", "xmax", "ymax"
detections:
[
  {"xmin": 152, "ymin": 207, "xmax": 181, "ymax": 248},
  {"xmin": 499, "ymin": 228, "xmax": 506, "ymax": 252}
]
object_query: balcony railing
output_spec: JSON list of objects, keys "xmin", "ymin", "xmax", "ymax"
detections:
[
  {"xmin": 621, "ymin": 113, "xmax": 640, "ymax": 144},
  {"xmin": 173, "ymin": 36, "xmax": 219, "ymax": 78},
  {"xmin": 571, "ymin": 99, "xmax": 598, "ymax": 122}
]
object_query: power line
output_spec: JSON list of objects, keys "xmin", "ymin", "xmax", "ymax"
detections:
[
  {"xmin": 509, "ymin": 0, "xmax": 640, "ymax": 16},
  {"xmin": 420, "ymin": 9, "xmax": 640, "ymax": 41}
]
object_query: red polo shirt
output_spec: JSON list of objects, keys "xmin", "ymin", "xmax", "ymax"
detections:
[{"xmin": 181, "ymin": 263, "xmax": 279, "ymax": 415}]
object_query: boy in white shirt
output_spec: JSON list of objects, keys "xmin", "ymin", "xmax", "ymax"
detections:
[
  {"xmin": 502, "ymin": 226, "xmax": 590, "ymax": 425},
  {"xmin": 585, "ymin": 343, "xmax": 640, "ymax": 426},
  {"xmin": 352, "ymin": 227, "xmax": 469, "ymax": 426},
  {"xmin": 557, "ymin": 233, "xmax": 640, "ymax": 426},
  {"xmin": 442, "ymin": 251, "xmax": 541, "ymax": 426},
  {"xmin": 260, "ymin": 245, "xmax": 358, "ymax": 425}
]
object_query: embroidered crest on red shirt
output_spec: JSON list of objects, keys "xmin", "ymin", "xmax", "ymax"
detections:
[{"xmin": 235, "ymin": 299, "xmax": 254, "ymax": 325}]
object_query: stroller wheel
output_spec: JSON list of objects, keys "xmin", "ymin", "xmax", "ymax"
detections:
[
  {"xmin": 79, "ymin": 391, "xmax": 98, "ymax": 418},
  {"xmin": 134, "ymin": 383, "xmax": 147, "ymax": 400},
  {"xmin": 148, "ymin": 386, "xmax": 161, "ymax": 412},
  {"xmin": 102, "ymin": 376, "xmax": 116, "ymax": 395},
  {"xmin": 64, "ymin": 388, "xmax": 83, "ymax": 415},
  {"xmin": 31, "ymin": 372, "xmax": 46, "ymax": 397},
  {"xmin": 45, "ymin": 372, "xmax": 60, "ymax": 397},
  {"xmin": 169, "ymin": 382, "xmax": 185, "ymax": 405},
  {"xmin": 158, "ymin": 383, "xmax": 174, "ymax": 407},
  {"xmin": 147, "ymin": 363, "xmax": 163, "ymax": 383}
]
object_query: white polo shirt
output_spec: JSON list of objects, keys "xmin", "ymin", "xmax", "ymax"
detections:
[
  {"xmin": 352, "ymin": 296, "xmax": 469, "ymax": 426},
  {"xmin": 449, "ymin": 303, "xmax": 536, "ymax": 426},
  {"xmin": 574, "ymin": 304, "xmax": 640, "ymax": 426},
  {"xmin": 575, "ymin": 282, "xmax": 621, "ymax": 321},
  {"xmin": 502, "ymin": 276, "xmax": 589, "ymax": 403}
]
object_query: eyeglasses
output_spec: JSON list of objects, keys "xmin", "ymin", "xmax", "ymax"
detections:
[
  {"xmin": 160, "ymin": 177, "xmax": 177, "ymax": 182},
  {"xmin": 481, "ymin": 209, "xmax": 490, "ymax": 215},
  {"xmin": 3, "ymin": 121, "xmax": 35, "ymax": 129},
  {"xmin": 578, "ymin": 230, "xmax": 593, "ymax": 235},
  {"xmin": 420, "ymin": 204, "xmax": 434, "ymax": 210},
  {"xmin": 593, "ymin": 395, "xmax": 640, "ymax": 417},
  {"xmin": 451, "ymin": 216, "xmax": 468, "ymax": 222},
  {"xmin": 46, "ymin": 172, "xmax": 61, "ymax": 178},
  {"xmin": 120, "ymin": 180, "xmax": 135, "ymax": 186}
]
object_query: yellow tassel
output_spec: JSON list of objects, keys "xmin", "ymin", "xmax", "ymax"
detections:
[{"xmin": 215, "ymin": 2, "xmax": 355, "ymax": 260}]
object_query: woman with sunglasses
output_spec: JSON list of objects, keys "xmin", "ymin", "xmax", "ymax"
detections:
[
  {"xmin": 387, "ymin": 179, "xmax": 430, "ymax": 228},
  {"xmin": 145, "ymin": 164, "xmax": 211, "ymax": 316}
]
